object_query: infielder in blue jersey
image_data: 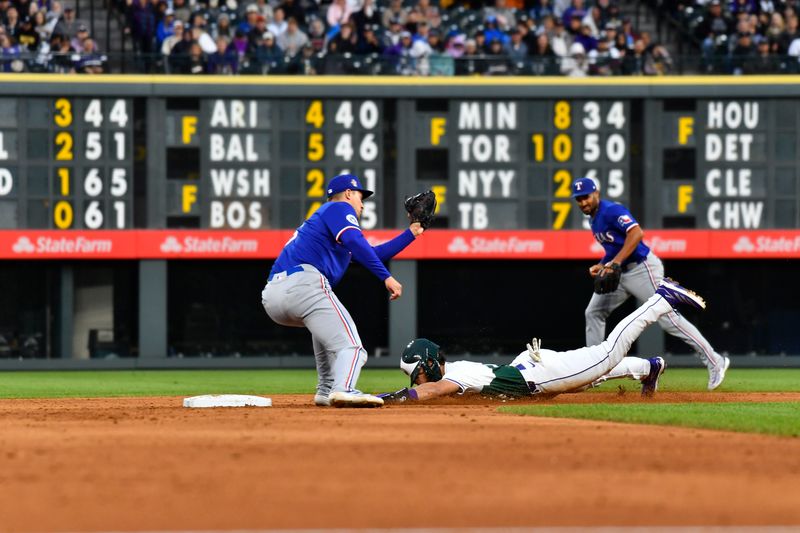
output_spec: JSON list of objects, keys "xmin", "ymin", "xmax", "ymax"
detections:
[
  {"xmin": 571, "ymin": 177, "xmax": 730, "ymax": 391},
  {"xmin": 261, "ymin": 174, "xmax": 424, "ymax": 408}
]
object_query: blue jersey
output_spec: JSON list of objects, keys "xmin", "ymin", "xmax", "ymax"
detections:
[
  {"xmin": 271, "ymin": 202, "xmax": 363, "ymax": 287},
  {"xmin": 590, "ymin": 200, "xmax": 650, "ymax": 267}
]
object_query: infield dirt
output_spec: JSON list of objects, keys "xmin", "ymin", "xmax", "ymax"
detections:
[{"xmin": 1, "ymin": 392, "xmax": 799, "ymax": 532}]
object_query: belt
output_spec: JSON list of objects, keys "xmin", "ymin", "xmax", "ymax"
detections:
[{"xmin": 268, "ymin": 265, "xmax": 305, "ymax": 282}]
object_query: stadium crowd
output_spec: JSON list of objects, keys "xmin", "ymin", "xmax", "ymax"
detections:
[{"xmin": 0, "ymin": 0, "xmax": 798, "ymax": 74}]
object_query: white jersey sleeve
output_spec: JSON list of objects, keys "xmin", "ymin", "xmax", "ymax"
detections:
[{"xmin": 441, "ymin": 361, "xmax": 497, "ymax": 395}]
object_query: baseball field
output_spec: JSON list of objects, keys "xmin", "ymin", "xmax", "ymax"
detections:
[{"xmin": 1, "ymin": 368, "xmax": 799, "ymax": 532}]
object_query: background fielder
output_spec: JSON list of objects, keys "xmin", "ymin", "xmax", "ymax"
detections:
[
  {"xmin": 377, "ymin": 279, "xmax": 707, "ymax": 403},
  {"xmin": 262, "ymin": 174, "xmax": 424, "ymax": 408},
  {"xmin": 572, "ymin": 177, "xmax": 730, "ymax": 391}
]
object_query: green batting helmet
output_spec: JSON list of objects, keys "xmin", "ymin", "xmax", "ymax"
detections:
[{"xmin": 400, "ymin": 338, "xmax": 445, "ymax": 386}]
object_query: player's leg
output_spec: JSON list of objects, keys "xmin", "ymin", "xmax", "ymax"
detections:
[
  {"xmin": 591, "ymin": 356, "xmax": 652, "ymax": 385},
  {"xmin": 312, "ymin": 336, "xmax": 334, "ymax": 406},
  {"xmin": 295, "ymin": 273, "xmax": 380, "ymax": 406},
  {"xmin": 261, "ymin": 278, "xmax": 305, "ymax": 328},
  {"xmin": 584, "ymin": 289, "xmax": 630, "ymax": 346},
  {"xmin": 627, "ymin": 254, "xmax": 729, "ymax": 390},
  {"xmin": 530, "ymin": 293, "xmax": 675, "ymax": 395}
]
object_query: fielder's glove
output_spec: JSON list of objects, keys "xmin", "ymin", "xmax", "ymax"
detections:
[
  {"xmin": 404, "ymin": 190, "xmax": 437, "ymax": 229},
  {"xmin": 593, "ymin": 263, "xmax": 621, "ymax": 294}
]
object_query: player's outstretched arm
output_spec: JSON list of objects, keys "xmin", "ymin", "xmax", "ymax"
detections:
[
  {"xmin": 379, "ymin": 380, "xmax": 460, "ymax": 403},
  {"xmin": 372, "ymin": 224, "xmax": 424, "ymax": 263}
]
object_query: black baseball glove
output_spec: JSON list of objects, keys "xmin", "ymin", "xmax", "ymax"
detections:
[
  {"xmin": 594, "ymin": 263, "xmax": 622, "ymax": 294},
  {"xmin": 404, "ymin": 190, "xmax": 437, "ymax": 229}
]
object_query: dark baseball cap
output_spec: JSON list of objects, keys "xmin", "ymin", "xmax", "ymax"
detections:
[
  {"xmin": 326, "ymin": 173, "xmax": 373, "ymax": 198},
  {"xmin": 571, "ymin": 177, "xmax": 598, "ymax": 197}
]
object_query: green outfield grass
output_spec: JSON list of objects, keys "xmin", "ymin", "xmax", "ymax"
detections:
[
  {"xmin": 0, "ymin": 367, "xmax": 799, "ymax": 399},
  {"xmin": 500, "ymin": 402, "xmax": 800, "ymax": 437}
]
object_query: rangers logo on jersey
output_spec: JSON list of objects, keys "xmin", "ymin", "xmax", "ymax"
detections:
[
  {"xmin": 617, "ymin": 214, "xmax": 633, "ymax": 226},
  {"xmin": 346, "ymin": 214, "xmax": 359, "ymax": 226}
]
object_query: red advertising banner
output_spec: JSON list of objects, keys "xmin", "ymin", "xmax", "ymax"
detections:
[{"xmin": 0, "ymin": 230, "xmax": 798, "ymax": 260}]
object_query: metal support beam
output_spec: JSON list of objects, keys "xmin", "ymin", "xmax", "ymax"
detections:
[
  {"xmin": 139, "ymin": 260, "xmax": 167, "ymax": 358},
  {"xmin": 388, "ymin": 260, "xmax": 417, "ymax": 360},
  {"xmin": 58, "ymin": 265, "xmax": 73, "ymax": 359}
]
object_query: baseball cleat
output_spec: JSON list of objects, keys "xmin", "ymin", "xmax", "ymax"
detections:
[
  {"xmin": 707, "ymin": 356, "xmax": 731, "ymax": 391},
  {"xmin": 314, "ymin": 394, "xmax": 331, "ymax": 407},
  {"xmin": 641, "ymin": 356, "xmax": 666, "ymax": 397},
  {"xmin": 655, "ymin": 278, "xmax": 706, "ymax": 310},
  {"xmin": 329, "ymin": 390, "xmax": 384, "ymax": 408}
]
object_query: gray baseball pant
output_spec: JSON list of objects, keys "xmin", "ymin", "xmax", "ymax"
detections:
[
  {"xmin": 584, "ymin": 253, "xmax": 724, "ymax": 370},
  {"xmin": 262, "ymin": 264, "xmax": 367, "ymax": 397}
]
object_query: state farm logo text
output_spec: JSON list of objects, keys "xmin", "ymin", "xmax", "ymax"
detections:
[
  {"xmin": 733, "ymin": 235, "xmax": 800, "ymax": 253},
  {"xmin": 159, "ymin": 235, "xmax": 258, "ymax": 254},
  {"xmin": 12, "ymin": 236, "xmax": 112, "ymax": 254},
  {"xmin": 448, "ymin": 236, "xmax": 544, "ymax": 254}
]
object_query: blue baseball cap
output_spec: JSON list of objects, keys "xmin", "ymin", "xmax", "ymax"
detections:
[
  {"xmin": 571, "ymin": 177, "xmax": 598, "ymax": 198},
  {"xmin": 326, "ymin": 173, "xmax": 374, "ymax": 199}
]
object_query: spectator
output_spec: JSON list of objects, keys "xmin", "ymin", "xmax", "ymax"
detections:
[
  {"xmin": 485, "ymin": 37, "xmax": 512, "ymax": 74},
  {"xmin": 168, "ymin": 26, "xmax": 194, "ymax": 73},
  {"xmin": 582, "ymin": 6, "xmax": 603, "ymax": 37},
  {"xmin": 409, "ymin": 0, "xmax": 442, "ymax": 30},
  {"xmin": 327, "ymin": 21, "xmax": 358, "ymax": 55},
  {"xmin": 588, "ymin": 33, "xmax": 620, "ymax": 75},
  {"xmin": 485, "ymin": 0, "xmax": 516, "ymax": 30},
  {"xmin": 561, "ymin": 40, "xmax": 588, "ymax": 75},
  {"xmin": 694, "ymin": 0, "xmax": 734, "ymax": 42},
  {"xmin": 307, "ymin": 16, "xmax": 327, "ymax": 52},
  {"xmin": 575, "ymin": 22, "xmax": 598, "ymax": 52},
  {"xmin": 287, "ymin": 41, "xmax": 322, "ymax": 74},
  {"xmin": 186, "ymin": 41, "xmax": 206, "ymax": 74},
  {"xmin": 125, "ymin": 0, "xmax": 156, "ymax": 59},
  {"xmin": 267, "ymin": 7, "xmax": 287, "ymax": 40},
  {"xmin": 414, "ymin": 20, "xmax": 431, "ymax": 43},
  {"xmin": 161, "ymin": 19, "xmax": 184, "ymax": 56},
  {"xmin": 731, "ymin": 0, "xmax": 758, "ymax": 16},
  {"xmin": 251, "ymin": 31, "xmax": 285, "ymax": 73},
  {"xmin": 327, "ymin": 0, "xmax": 353, "ymax": 29},
  {"xmin": 644, "ymin": 43, "xmax": 672, "ymax": 75},
  {"xmin": 455, "ymin": 37, "xmax": 487, "ymax": 75},
  {"xmin": 483, "ymin": 16, "xmax": 509, "ymax": 45},
  {"xmin": 172, "ymin": 0, "xmax": 191, "ymax": 24},
  {"xmin": 213, "ymin": 14, "xmax": 232, "ymax": 40},
  {"xmin": 352, "ymin": 0, "xmax": 380, "ymax": 36},
  {"xmin": 192, "ymin": 15, "xmax": 218, "ymax": 55},
  {"xmin": 746, "ymin": 36, "xmax": 781, "ymax": 72},
  {"xmin": 48, "ymin": 32, "xmax": 75, "ymax": 73},
  {"xmin": 516, "ymin": 20, "xmax": 536, "ymax": 51},
  {"xmin": 562, "ymin": 0, "xmax": 587, "ymax": 28},
  {"xmin": 277, "ymin": 16, "xmax": 308, "ymax": 57},
  {"xmin": 385, "ymin": 17, "xmax": 404, "ymax": 46},
  {"xmin": 621, "ymin": 38, "xmax": 646, "ymax": 74},
  {"xmin": 530, "ymin": 32, "xmax": 560, "ymax": 74},
  {"xmin": 207, "ymin": 35, "xmax": 238, "ymax": 74},
  {"xmin": 620, "ymin": 17, "xmax": 637, "ymax": 48},
  {"xmin": 0, "ymin": 33, "xmax": 22, "ymax": 72},
  {"xmin": 531, "ymin": 0, "xmax": 555, "ymax": 22},
  {"xmin": 358, "ymin": 23, "xmax": 384, "ymax": 54},
  {"xmin": 445, "ymin": 33, "xmax": 466, "ymax": 58},
  {"xmin": 248, "ymin": 0, "xmax": 275, "ymax": 21},
  {"xmin": 70, "ymin": 24, "xmax": 89, "ymax": 53},
  {"xmin": 17, "ymin": 16, "xmax": 39, "ymax": 52},
  {"xmin": 428, "ymin": 31, "xmax": 454, "ymax": 75},
  {"xmin": 507, "ymin": 28, "xmax": 528, "ymax": 60},
  {"xmin": 614, "ymin": 28, "xmax": 630, "ymax": 52},
  {"xmin": 777, "ymin": 13, "xmax": 798, "ymax": 54},
  {"xmin": 382, "ymin": 0, "xmax": 409, "ymax": 28},
  {"xmin": 33, "ymin": 9, "xmax": 50, "ymax": 42},
  {"xmin": 567, "ymin": 13, "xmax": 583, "ymax": 36},
  {"xmin": 75, "ymin": 38, "xmax": 104, "ymax": 73},
  {"xmin": 247, "ymin": 14, "xmax": 269, "ymax": 49},
  {"xmin": 279, "ymin": 0, "xmax": 305, "ymax": 24},
  {"xmin": 239, "ymin": 4, "xmax": 261, "ymax": 34},
  {"xmin": 549, "ymin": 17, "xmax": 573, "ymax": 57},
  {"xmin": 156, "ymin": 9, "xmax": 175, "ymax": 47},
  {"xmin": 5, "ymin": 6, "xmax": 20, "ymax": 38}
]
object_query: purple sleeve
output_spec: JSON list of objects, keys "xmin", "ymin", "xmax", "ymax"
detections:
[
  {"xmin": 339, "ymin": 229, "xmax": 392, "ymax": 281},
  {"xmin": 373, "ymin": 229, "xmax": 416, "ymax": 263}
]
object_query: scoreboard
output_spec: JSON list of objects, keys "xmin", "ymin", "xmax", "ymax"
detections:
[
  {"xmin": 646, "ymin": 98, "xmax": 799, "ymax": 229},
  {"xmin": 162, "ymin": 97, "xmax": 384, "ymax": 230},
  {"xmin": 0, "ymin": 97, "xmax": 133, "ymax": 229},
  {"xmin": 0, "ymin": 77, "xmax": 799, "ymax": 244},
  {"xmin": 398, "ymin": 98, "xmax": 630, "ymax": 229}
]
